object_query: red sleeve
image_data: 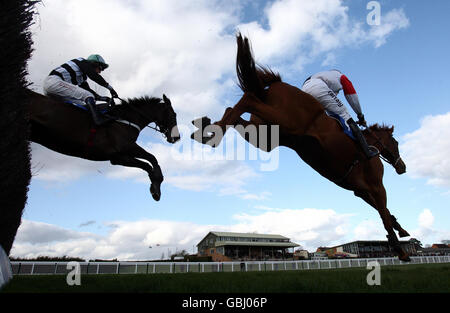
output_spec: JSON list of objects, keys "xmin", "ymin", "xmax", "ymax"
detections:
[{"xmin": 340, "ymin": 75, "xmax": 357, "ymax": 95}]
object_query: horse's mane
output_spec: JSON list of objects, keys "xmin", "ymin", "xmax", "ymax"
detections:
[
  {"xmin": 122, "ymin": 96, "xmax": 162, "ymax": 107},
  {"xmin": 366, "ymin": 123, "xmax": 394, "ymax": 134},
  {"xmin": 111, "ymin": 96, "xmax": 162, "ymax": 120}
]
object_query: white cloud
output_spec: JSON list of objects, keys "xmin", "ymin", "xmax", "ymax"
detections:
[
  {"xmin": 14, "ymin": 208, "xmax": 447, "ymax": 260},
  {"xmin": 30, "ymin": 138, "xmax": 263, "ymax": 197},
  {"xmin": 11, "ymin": 207, "xmax": 351, "ymax": 259},
  {"xmin": 237, "ymin": 0, "xmax": 409, "ymax": 74},
  {"xmin": 27, "ymin": 0, "xmax": 410, "ymax": 196},
  {"xmin": 353, "ymin": 220, "xmax": 386, "ymax": 240},
  {"xmin": 352, "ymin": 209, "xmax": 450, "ymax": 246},
  {"xmin": 401, "ymin": 112, "xmax": 450, "ymax": 188},
  {"xmin": 418, "ymin": 209, "xmax": 434, "ymax": 229}
]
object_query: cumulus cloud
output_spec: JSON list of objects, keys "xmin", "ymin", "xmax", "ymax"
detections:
[
  {"xmin": 408, "ymin": 209, "xmax": 448, "ymax": 242},
  {"xmin": 237, "ymin": 0, "xmax": 409, "ymax": 73},
  {"xmin": 30, "ymin": 137, "xmax": 265, "ymax": 198},
  {"xmin": 27, "ymin": 0, "xmax": 410, "ymax": 196},
  {"xmin": 401, "ymin": 112, "xmax": 450, "ymax": 188},
  {"xmin": 352, "ymin": 209, "xmax": 450, "ymax": 246},
  {"xmin": 353, "ymin": 220, "xmax": 386, "ymax": 240},
  {"xmin": 11, "ymin": 207, "xmax": 351, "ymax": 259}
]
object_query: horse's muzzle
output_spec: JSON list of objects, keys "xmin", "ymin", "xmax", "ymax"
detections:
[
  {"xmin": 166, "ymin": 126, "xmax": 181, "ymax": 144},
  {"xmin": 395, "ymin": 158, "xmax": 406, "ymax": 175}
]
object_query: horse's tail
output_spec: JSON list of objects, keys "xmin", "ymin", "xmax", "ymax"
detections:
[{"xmin": 236, "ymin": 32, "xmax": 281, "ymax": 100}]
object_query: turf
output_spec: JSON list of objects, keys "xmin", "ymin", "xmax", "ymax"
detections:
[{"xmin": 2, "ymin": 264, "xmax": 449, "ymax": 293}]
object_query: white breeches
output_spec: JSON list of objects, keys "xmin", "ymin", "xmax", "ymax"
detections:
[
  {"xmin": 43, "ymin": 75, "xmax": 94, "ymax": 106},
  {"xmin": 302, "ymin": 78, "xmax": 352, "ymax": 122}
]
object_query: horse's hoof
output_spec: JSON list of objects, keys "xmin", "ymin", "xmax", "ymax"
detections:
[
  {"xmin": 150, "ymin": 184, "xmax": 161, "ymax": 201},
  {"xmin": 192, "ymin": 116, "xmax": 211, "ymax": 127},
  {"xmin": 399, "ymin": 254, "xmax": 411, "ymax": 262},
  {"xmin": 191, "ymin": 130, "xmax": 216, "ymax": 146}
]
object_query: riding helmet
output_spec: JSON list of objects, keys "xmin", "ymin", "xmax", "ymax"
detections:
[{"xmin": 87, "ymin": 54, "xmax": 109, "ymax": 70}]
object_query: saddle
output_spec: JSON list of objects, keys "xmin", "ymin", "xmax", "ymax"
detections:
[{"xmin": 325, "ymin": 111, "xmax": 355, "ymax": 140}]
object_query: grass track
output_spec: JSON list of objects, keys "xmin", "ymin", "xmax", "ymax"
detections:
[{"xmin": 2, "ymin": 264, "xmax": 449, "ymax": 293}]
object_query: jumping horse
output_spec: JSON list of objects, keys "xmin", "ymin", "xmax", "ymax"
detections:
[
  {"xmin": 26, "ymin": 89, "xmax": 180, "ymax": 201},
  {"xmin": 192, "ymin": 33, "xmax": 411, "ymax": 261}
]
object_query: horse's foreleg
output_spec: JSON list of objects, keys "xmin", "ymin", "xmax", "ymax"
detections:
[
  {"xmin": 358, "ymin": 187, "xmax": 410, "ymax": 262},
  {"xmin": 110, "ymin": 155, "xmax": 162, "ymax": 201},
  {"xmin": 128, "ymin": 143, "xmax": 163, "ymax": 182}
]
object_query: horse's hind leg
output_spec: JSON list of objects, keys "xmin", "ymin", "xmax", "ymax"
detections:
[
  {"xmin": 110, "ymin": 154, "xmax": 162, "ymax": 201},
  {"xmin": 196, "ymin": 92, "xmax": 288, "ymax": 148},
  {"xmin": 216, "ymin": 93, "xmax": 288, "ymax": 131},
  {"xmin": 391, "ymin": 215, "xmax": 410, "ymax": 238}
]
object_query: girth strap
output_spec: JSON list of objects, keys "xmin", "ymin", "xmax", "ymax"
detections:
[{"xmin": 335, "ymin": 159, "xmax": 360, "ymax": 184}]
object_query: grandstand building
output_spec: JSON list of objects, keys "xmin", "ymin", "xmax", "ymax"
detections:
[
  {"xmin": 322, "ymin": 239, "xmax": 418, "ymax": 258},
  {"xmin": 197, "ymin": 231, "xmax": 300, "ymax": 261}
]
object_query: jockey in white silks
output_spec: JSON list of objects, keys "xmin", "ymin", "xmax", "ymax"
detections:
[
  {"xmin": 43, "ymin": 54, "xmax": 118, "ymax": 126},
  {"xmin": 301, "ymin": 69, "xmax": 378, "ymax": 159}
]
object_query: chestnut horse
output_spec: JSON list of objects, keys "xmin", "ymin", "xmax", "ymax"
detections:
[
  {"xmin": 26, "ymin": 89, "xmax": 180, "ymax": 201},
  {"xmin": 192, "ymin": 34, "xmax": 411, "ymax": 261}
]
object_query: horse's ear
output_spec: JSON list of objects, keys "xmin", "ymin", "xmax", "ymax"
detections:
[{"xmin": 163, "ymin": 94, "xmax": 171, "ymax": 106}]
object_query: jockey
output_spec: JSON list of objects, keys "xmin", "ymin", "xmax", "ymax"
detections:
[
  {"xmin": 43, "ymin": 54, "xmax": 119, "ymax": 125},
  {"xmin": 301, "ymin": 69, "xmax": 378, "ymax": 159}
]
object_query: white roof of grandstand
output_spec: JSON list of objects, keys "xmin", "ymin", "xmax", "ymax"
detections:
[{"xmin": 210, "ymin": 231, "xmax": 289, "ymax": 240}]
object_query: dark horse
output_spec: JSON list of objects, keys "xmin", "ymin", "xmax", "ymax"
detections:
[
  {"xmin": 192, "ymin": 34, "xmax": 411, "ymax": 261},
  {"xmin": 26, "ymin": 90, "xmax": 180, "ymax": 201}
]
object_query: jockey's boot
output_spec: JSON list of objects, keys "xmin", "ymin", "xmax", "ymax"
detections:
[
  {"xmin": 85, "ymin": 97, "xmax": 112, "ymax": 126},
  {"xmin": 348, "ymin": 118, "xmax": 378, "ymax": 159}
]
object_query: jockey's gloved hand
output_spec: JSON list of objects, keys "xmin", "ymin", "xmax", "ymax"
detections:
[
  {"xmin": 107, "ymin": 85, "xmax": 118, "ymax": 98},
  {"xmin": 96, "ymin": 96, "xmax": 110, "ymax": 102},
  {"xmin": 357, "ymin": 114, "xmax": 367, "ymax": 127}
]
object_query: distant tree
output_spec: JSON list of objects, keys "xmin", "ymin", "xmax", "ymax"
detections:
[
  {"xmin": 10, "ymin": 255, "xmax": 85, "ymax": 262},
  {"xmin": 409, "ymin": 238, "xmax": 423, "ymax": 249},
  {"xmin": 441, "ymin": 240, "xmax": 450, "ymax": 245}
]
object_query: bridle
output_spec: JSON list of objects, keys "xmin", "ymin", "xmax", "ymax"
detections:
[
  {"xmin": 115, "ymin": 97, "xmax": 170, "ymax": 138},
  {"xmin": 365, "ymin": 127, "xmax": 401, "ymax": 167}
]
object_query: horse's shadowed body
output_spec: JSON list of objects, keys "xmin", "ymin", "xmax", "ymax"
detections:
[
  {"xmin": 26, "ymin": 89, "xmax": 180, "ymax": 201},
  {"xmin": 192, "ymin": 34, "xmax": 411, "ymax": 261}
]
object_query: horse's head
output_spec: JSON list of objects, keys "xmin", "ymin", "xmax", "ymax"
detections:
[
  {"xmin": 158, "ymin": 95, "xmax": 180, "ymax": 144},
  {"xmin": 122, "ymin": 95, "xmax": 180, "ymax": 144},
  {"xmin": 365, "ymin": 124, "xmax": 406, "ymax": 174}
]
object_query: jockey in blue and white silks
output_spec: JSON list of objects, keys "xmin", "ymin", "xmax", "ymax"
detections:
[{"xmin": 43, "ymin": 54, "xmax": 118, "ymax": 125}]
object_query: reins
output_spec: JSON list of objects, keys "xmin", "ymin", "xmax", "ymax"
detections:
[
  {"xmin": 335, "ymin": 125, "xmax": 400, "ymax": 184},
  {"xmin": 115, "ymin": 97, "xmax": 167, "ymax": 136},
  {"xmin": 365, "ymin": 126, "xmax": 401, "ymax": 167}
]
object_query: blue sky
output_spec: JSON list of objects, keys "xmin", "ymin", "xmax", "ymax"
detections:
[{"xmin": 13, "ymin": 0, "xmax": 450, "ymax": 260}]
